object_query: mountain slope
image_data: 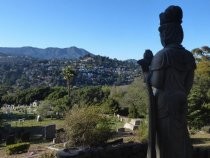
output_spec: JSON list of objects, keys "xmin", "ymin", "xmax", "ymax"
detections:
[
  {"xmin": 0, "ymin": 46, "xmax": 92, "ymax": 59},
  {"xmin": 0, "ymin": 52, "xmax": 8, "ymax": 57}
]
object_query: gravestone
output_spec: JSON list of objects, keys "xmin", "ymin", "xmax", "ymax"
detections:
[
  {"xmin": 123, "ymin": 118, "xmax": 142, "ymax": 131},
  {"xmin": 21, "ymin": 132, "xmax": 30, "ymax": 142},
  {"xmin": 124, "ymin": 123, "xmax": 139, "ymax": 131},
  {"xmin": 130, "ymin": 119, "xmax": 141, "ymax": 126},
  {"xmin": 37, "ymin": 115, "xmax": 41, "ymax": 122},
  {"xmin": 44, "ymin": 124, "xmax": 56, "ymax": 139},
  {"xmin": 6, "ymin": 135, "xmax": 15, "ymax": 145}
]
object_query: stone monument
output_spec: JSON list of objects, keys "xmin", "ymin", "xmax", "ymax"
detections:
[
  {"xmin": 150, "ymin": 5, "xmax": 196, "ymax": 158},
  {"xmin": 44, "ymin": 124, "xmax": 56, "ymax": 139},
  {"xmin": 138, "ymin": 5, "xmax": 196, "ymax": 158}
]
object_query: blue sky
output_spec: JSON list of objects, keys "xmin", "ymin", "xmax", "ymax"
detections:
[{"xmin": 0, "ymin": 0, "xmax": 209, "ymax": 60}]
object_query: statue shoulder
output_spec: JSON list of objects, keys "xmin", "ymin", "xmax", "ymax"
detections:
[
  {"xmin": 150, "ymin": 49, "xmax": 168, "ymax": 71},
  {"xmin": 183, "ymin": 49, "xmax": 196, "ymax": 70},
  {"xmin": 184, "ymin": 49, "xmax": 195, "ymax": 62},
  {"xmin": 151, "ymin": 47, "xmax": 196, "ymax": 71}
]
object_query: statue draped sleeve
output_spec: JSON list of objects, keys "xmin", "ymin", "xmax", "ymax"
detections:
[{"xmin": 149, "ymin": 49, "xmax": 166, "ymax": 89}]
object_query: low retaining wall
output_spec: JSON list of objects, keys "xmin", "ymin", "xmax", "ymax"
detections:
[
  {"xmin": 56, "ymin": 143, "xmax": 147, "ymax": 158},
  {"xmin": 56, "ymin": 143, "xmax": 210, "ymax": 158}
]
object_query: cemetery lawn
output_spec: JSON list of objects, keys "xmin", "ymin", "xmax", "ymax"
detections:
[
  {"xmin": 8, "ymin": 116, "xmax": 123, "ymax": 130},
  {"xmin": 9, "ymin": 118, "xmax": 65, "ymax": 129}
]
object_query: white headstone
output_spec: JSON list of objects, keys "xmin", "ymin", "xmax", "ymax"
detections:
[
  {"xmin": 124, "ymin": 123, "xmax": 139, "ymax": 131},
  {"xmin": 37, "ymin": 115, "xmax": 41, "ymax": 122},
  {"xmin": 130, "ymin": 119, "xmax": 141, "ymax": 126}
]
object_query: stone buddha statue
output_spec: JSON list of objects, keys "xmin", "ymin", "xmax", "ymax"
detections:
[{"xmin": 149, "ymin": 5, "xmax": 196, "ymax": 158}]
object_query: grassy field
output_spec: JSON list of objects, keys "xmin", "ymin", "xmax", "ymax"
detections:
[
  {"xmin": 9, "ymin": 118, "xmax": 65, "ymax": 129},
  {"xmin": 7, "ymin": 115, "xmax": 124, "ymax": 130}
]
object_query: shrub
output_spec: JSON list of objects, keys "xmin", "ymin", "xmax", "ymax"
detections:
[
  {"xmin": 65, "ymin": 106, "xmax": 113, "ymax": 147},
  {"xmin": 137, "ymin": 120, "xmax": 148, "ymax": 143},
  {"xmin": 37, "ymin": 100, "xmax": 53, "ymax": 118},
  {"xmin": 6, "ymin": 142, "xmax": 30, "ymax": 155},
  {"xmin": 40, "ymin": 151, "xmax": 55, "ymax": 158},
  {"xmin": 27, "ymin": 114, "xmax": 36, "ymax": 119},
  {"xmin": 118, "ymin": 107, "xmax": 129, "ymax": 116},
  {"xmin": 122, "ymin": 78, "xmax": 148, "ymax": 118},
  {"xmin": 101, "ymin": 98, "xmax": 120, "ymax": 114}
]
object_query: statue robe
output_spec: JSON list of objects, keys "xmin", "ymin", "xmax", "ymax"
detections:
[{"xmin": 150, "ymin": 44, "xmax": 196, "ymax": 158}]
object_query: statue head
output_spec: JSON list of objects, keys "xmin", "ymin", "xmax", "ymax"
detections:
[{"xmin": 159, "ymin": 5, "xmax": 184, "ymax": 47}]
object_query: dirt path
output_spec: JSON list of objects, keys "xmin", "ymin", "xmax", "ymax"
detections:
[{"xmin": 0, "ymin": 142, "xmax": 54, "ymax": 158}]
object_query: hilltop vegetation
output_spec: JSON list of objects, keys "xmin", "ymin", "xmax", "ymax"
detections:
[
  {"xmin": 0, "ymin": 54, "xmax": 140, "ymax": 90},
  {"xmin": 188, "ymin": 46, "xmax": 210, "ymax": 129},
  {"xmin": 0, "ymin": 78, "xmax": 148, "ymax": 119}
]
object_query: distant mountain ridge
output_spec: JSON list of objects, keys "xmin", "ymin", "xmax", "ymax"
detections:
[
  {"xmin": 0, "ymin": 52, "xmax": 8, "ymax": 57},
  {"xmin": 0, "ymin": 46, "xmax": 92, "ymax": 59}
]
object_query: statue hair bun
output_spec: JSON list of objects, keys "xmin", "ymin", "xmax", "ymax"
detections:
[{"xmin": 159, "ymin": 5, "xmax": 183, "ymax": 25}]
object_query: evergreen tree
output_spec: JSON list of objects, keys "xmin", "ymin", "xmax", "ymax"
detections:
[
  {"xmin": 62, "ymin": 66, "xmax": 76, "ymax": 97},
  {"xmin": 188, "ymin": 46, "xmax": 210, "ymax": 129}
]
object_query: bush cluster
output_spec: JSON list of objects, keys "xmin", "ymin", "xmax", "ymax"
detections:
[
  {"xmin": 39, "ymin": 151, "xmax": 55, "ymax": 158},
  {"xmin": 6, "ymin": 142, "xmax": 30, "ymax": 155},
  {"xmin": 65, "ymin": 106, "xmax": 113, "ymax": 147},
  {"xmin": 137, "ymin": 120, "xmax": 148, "ymax": 143}
]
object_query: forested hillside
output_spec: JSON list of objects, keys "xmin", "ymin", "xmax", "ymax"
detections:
[{"xmin": 0, "ymin": 54, "xmax": 140, "ymax": 90}]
